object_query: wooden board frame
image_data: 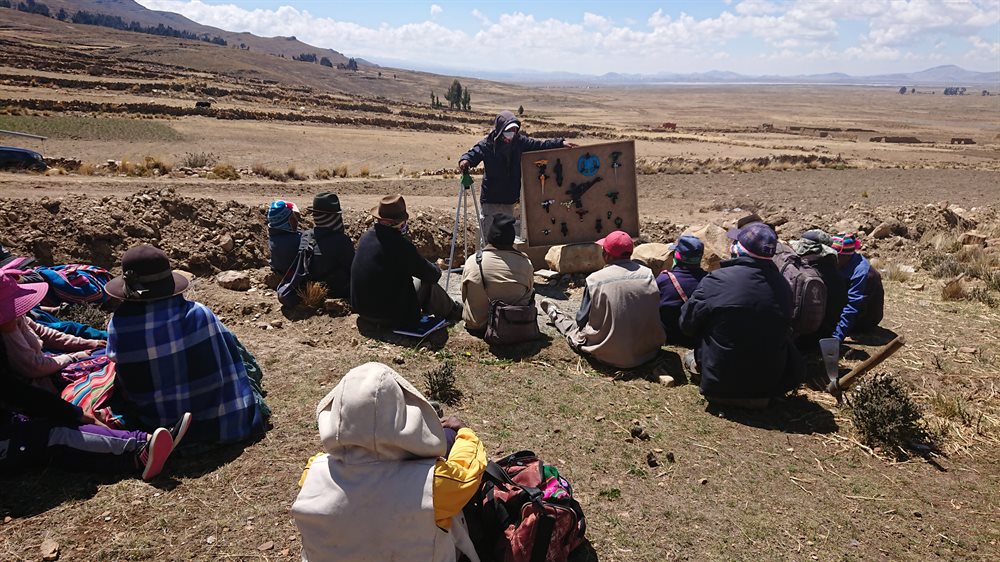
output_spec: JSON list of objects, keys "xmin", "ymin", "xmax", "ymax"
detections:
[{"xmin": 519, "ymin": 140, "xmax": 638, "ymax": 247}]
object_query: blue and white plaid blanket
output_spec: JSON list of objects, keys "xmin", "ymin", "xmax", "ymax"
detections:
[{"xmin": 107, "ymin": 296, "xmax": 264, "ymax": 445}]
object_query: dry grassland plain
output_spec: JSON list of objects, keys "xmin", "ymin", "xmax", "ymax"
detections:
[{"xmin": 1, "ymin": 10, "xmax": 999, "ymax": 562}]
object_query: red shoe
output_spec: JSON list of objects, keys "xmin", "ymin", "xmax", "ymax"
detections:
[{"xmin": 139, "ymin": 428, "xmax": 174, "ymax": 481}]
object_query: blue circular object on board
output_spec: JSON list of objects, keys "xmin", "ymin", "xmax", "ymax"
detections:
[{"xmin": 577, "ymin": 153, "xmax": 600, "ymax": 177}]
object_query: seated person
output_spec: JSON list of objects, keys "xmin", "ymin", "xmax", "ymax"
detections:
[
  {"xmin": 460, "ymin": 213, "xmax": 534, "ymax": 335},
  {"xmin": 0, "ymin": 340, "xmax": 191, "ymax": 481},
  {"xmin": 791, "ymin": 230, "xmax": 848, "ymax": 348},
  {"xmin": 680, "ymin": 223, "xmax": 803, "ymax": 406},
  {"xmin": 304, "ymin": 192, "xmax": 355, "ymax": 299},
  {"xmin": 0, "ymin": 270, "xmax": 104, "ymax": 393},
  {"xmin": 350, "ymin": 195, "xmax": 461, "ymax": 328},
  {"xmin": 831, "ymin": 233, "xmax": 884, "ymax": 342},
  {"xmin": 105, "ymin": 245, "xmax": 266, "ymax": 446},
  {"xmin": 292, "ymin": 362, "xmax": 486, "ymax": 562},
  {"xmin": 267, "ymin": 200, "xmax": 301, "ymax": 274},
  {"xmin": 540, "ymin": 231, "xmax": 665, "ymax": 369},
  {"xmin": 656, "ymin": 235, "xmax": 706, "ymax": 348}
]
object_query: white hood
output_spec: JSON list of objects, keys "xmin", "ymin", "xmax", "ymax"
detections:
[{"xmin": 315, "ymin": 362, "xmax": 446, "ymax": 464}]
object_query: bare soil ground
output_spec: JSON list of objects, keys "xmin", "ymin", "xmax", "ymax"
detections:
[{"xmin": 1, "ymin": 12, "xmax": 1000, "ymax": 562}]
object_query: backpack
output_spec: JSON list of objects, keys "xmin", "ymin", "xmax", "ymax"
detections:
[
  {"xmin": 478, "ymin": 256, "xmax": 540, "ymax": 345},
  {"xmin": 773, "ymin": 249, "xmax": 827, "ymax": 337},
  {"xmin": 464, "ymin": 450, "xmax": 586, "ymax": 562},
  {"xmin": 276, "ymin": 230, "xmax": 316, "ymax": 307}
]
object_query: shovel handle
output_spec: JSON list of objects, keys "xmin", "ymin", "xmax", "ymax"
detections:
[{"xmin": 837, "ymin": 335, "xmax": 906, "ymax": 391}]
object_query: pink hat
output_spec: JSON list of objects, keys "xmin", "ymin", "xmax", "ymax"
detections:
[
  {"xmin": 0, "ymin": 269, "xmax": 48, "ymax": 324},
  {"xmin": 596, "ymin": 230, "xmax": 634, "ymax": 259}
]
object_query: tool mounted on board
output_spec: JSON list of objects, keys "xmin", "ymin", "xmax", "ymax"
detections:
[
  {"xmin": 534, "ymin": 159, "xmax": 549, "ymax": 195},
  {"xmin": 554, "ymin": 158, "xmax": 564, "ymax": 187},
  {"xmin": 560, "ymin": 222, "xmax": 569, "ymax": 237},
  {"xmin": 575, "ymin": 209, "xmax": 590, "ymax": 222},
  {"xmin": 606, "ymin": 191, "xmax": 619, "ymax": 204},
  {"xmin": 614, "ymin": 216, "xmax": 623, "ymax": 229},
  {"xmin": 541, "ymin": 199, "xmax": 555, "ymax": 213},
  {"xmin": 610, "ymin": 151, "xmax": 622, "ymax": 187},
  {"xmin": 566, "ymin": 176, "xmax": 603, "ymax": 209},
  {"xmin": 595, "ymin": 218, "xmax": 603, "ymax": 233}
]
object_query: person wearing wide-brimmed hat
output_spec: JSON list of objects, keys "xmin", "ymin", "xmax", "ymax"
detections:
[
  {"xmin": 0, "ymin": 271, "xmax": 190, "ymax": 480},
  {"xmin": 679, "ymin": 223, "xmax": 803, "ymax": 407},
  {"xmin": 0, "ymin": 268, "xmax": 105, "ymax": 393},
  {"xmin": 350, "ymin": 195, "xmax": 461, "ymax": 328},
  {"xmin": 656, "ymin": 235, "xmax": 707, "ymax": 348},
  {"xmin": 267, "ymin": 199, "xmax": 302, "ymax": 275},
  {"xmin": 105, "ymin": 244, "xmax": 267, "ymax": 446},
  {"xmin": 303, "ymin": 192, "xmax": 355, "ymax": 298}
]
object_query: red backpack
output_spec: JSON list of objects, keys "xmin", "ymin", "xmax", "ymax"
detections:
[{"xmin": 464, "ymin": 451, "xmax": 586, "ymax": 562}]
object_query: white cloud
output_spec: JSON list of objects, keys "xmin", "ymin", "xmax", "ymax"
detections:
[{"xmin": 135, "ymin": 0, "xmax": 1000, "ymax": 75}]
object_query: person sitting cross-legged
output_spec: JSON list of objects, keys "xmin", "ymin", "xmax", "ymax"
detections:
[
  {"xmin": 460, "ymin": 213, "xmax": 534, "ymax": 337},
  {"xmin": 679, "ymin": 223, "xmax": 804, "ymax": 406},
  {"xmin": 350, "ymin": 195, "xmax": 461, "ymax": 329},
  {"xmin": 831, "ymin": 232, "xmax": 884, "ymax": 343},
  {"xmin": 540, "ymin": 231, "xmax": 665, "ymax": 369}
]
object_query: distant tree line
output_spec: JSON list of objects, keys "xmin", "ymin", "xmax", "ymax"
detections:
[{"xmin": 0, "ymin": 1, "xmax": 228, "ymax": 46}]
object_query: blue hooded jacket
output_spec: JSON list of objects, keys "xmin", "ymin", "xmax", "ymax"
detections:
[{"xmin": 459, "ymin": 111, "xmax": 565, "ymax": 205}]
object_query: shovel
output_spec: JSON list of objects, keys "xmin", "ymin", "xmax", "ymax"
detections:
[{"xmin": 818, "ymin": 338, "xmax": 841, "ymax": 399}]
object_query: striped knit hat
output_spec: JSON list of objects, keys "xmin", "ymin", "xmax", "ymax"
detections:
[
  {"xmin": 831, "ymin": 233, "xmax": 861, "ymax": 255},
  {"xmin": 268, "ymin": 200, "xmax": 298, "ymax": 231}
]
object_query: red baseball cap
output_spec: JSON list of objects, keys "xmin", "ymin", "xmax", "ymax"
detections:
[{"xmin": 596, "ymin": 230, "xmax": 633, "ymax": 259}]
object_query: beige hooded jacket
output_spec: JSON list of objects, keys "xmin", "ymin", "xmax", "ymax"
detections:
[{"xmin": 291, "ymin": 362, "xmax": 478, "ymax": 562}]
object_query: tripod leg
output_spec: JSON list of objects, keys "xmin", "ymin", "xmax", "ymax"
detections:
[{"xmin": 445, "ymin": 182, "xmax": 465, "ymax": 293}]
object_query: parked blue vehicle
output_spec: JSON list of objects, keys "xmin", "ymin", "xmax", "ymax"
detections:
[{"xmin": 0, "ymin": 146, "xmax": 47, "ymax": 171}]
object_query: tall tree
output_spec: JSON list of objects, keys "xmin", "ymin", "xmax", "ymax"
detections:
[
  {"xmin": 461, "ymin": 88, "xmax": 471, "ymax": 111},
  {"xmin": 446, "ymin": 79, "xmax": 463, "ymax": 109}
]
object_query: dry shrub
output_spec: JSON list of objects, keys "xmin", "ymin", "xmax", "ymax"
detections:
[
  {"xmin": 924, "ymin": 231, "xmax": 961, "ymax": 253},
  {"xmin": 931, "ymin": 255, "xmax": 964, "ymax": 279},
  {"xmin": 358, "ymin": 165, "xmax": 371, "ymax": 178},
  {"xmin": 941, "ymin": 275, "xmax": 966, "ymax": 301},
  {"xmin": 286, "ymin": 166, "xmax": 307, "ymax": 181},
  {"xmin": 44, "ymin": 167, "xmax": 66, "ymax": 176},
  {"xmin": 955, "ymin": 245, "xmax": 984, "ymax": 264},
  {"xmin": 181, "ymin": 152, "xmax": 218, "ymax": 168},
  {"xmin": 966, "ymin": 287, "xmax": 999, "ymax": 308},
  {"xmin": 930, "ymin": 391, "xmax": 976, "ymax": 426},
  {"xmin": 849, "ymin": 373, "xmax": 929, "ymax": 458},
  {"xmin": 314, "ymin": 168, "xmax": 332, "ymax": 180},
  {"xmin": 252, "ymin": 164, "xmax": 288, "ymax": 182},
  {"xmin": 78, "ymin": 162, "xmax": 98, "ymax": 176},
  {"xmin": 882, "ymin": 262, "xmax": 913, "ymax": 283},
  {"xmin": 297, "ymin": 281, "xmax": 327, "ymax": 309},
  {"xmin": 59, "ymin": 303, "xmax": 111, "ymax": 329},
  {"xmin": 423, "ymin": 360, "xmax": 462, "ymax": 406},
  {"xmin": 211, "ymin": 164, "xmax": 240, "ymax": 180},
  {"xmin": 334, "ymin": 165, "xmax": 348, "ymax": 178}
]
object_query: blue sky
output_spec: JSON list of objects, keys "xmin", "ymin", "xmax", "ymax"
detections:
[{"xmin": 139, "ymin": 1, "xmax": 1000, "ymax": 76}]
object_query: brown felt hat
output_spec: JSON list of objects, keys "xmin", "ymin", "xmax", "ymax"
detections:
[
  {"xmin": 371, "ymin": 194, "xmax": 409, "ymax": 222},
  {"xmin": 105, "ymin": 244, "xmax": 189, "ymax": 301}
]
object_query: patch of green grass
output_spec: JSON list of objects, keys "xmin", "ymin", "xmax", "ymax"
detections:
[
  {"xmin": 478, "ymin": 357, "xmax": 513, "ymax": 366},
  {"xmin": 0, "ymin": 115, "xmax": 182, "ymax": 142},
  {"xmin": 598, "ymin": 487, "xmax": 622, "ymax": 500},
  {"xmin": 627, "ymin": 466, "xmax": 648, "ymax": 479}
]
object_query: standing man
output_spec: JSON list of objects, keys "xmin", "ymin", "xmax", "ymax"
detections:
[{"xmin": 459, "ymin": 110, "xmax": 575, "ymax": 237}]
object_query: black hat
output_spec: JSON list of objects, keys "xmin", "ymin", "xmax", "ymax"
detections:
[
  {"xmin": 105, "ymin": 245, "xmax": 189, "ymax": 301},
  {"xmin": 309, "ymin": 192, "xmax": 342, "ymax": 214},
  {"xmin": 487, "ymin": 213, "xmax": 516, "ymax": 247}
]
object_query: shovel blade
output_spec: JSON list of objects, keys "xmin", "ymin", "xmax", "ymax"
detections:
[{"xmin": 818, "ymin": 338, "xmax": 840, "ymax": 383}]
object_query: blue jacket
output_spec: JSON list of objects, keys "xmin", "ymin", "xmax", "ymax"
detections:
[
  {"xmin": 459, "ymin": 111, "xmax": 564, "ymax": 205},
  {"xmin": 833, "ymin": 253, "xmax": 884, "ymax": 340},
  {"xmin": 680, "ymin": 257, "xmax": 802, "ymax": 399},
  {"xmin": 268, "ymin": 228, "xmax": 301, "ymax": 274},
  {"xmin": 656, "ymin": 264, "xmax": 706, "ymax": 347}
]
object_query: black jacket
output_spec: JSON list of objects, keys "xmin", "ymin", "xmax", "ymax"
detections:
[
  {"xmin": 350, "ymin": 224, "xmax": 441, "ymax": 327},
  {"xmin": 459, "ymin": 111, "xmax": 564, "ymax": 205},
  {"xmin": 680, "ymin": 257, "xmax": 803, "ymax": 399},
  {"xmin": 310, "ymin": 228, "xmax": 355, "ymax": 299}
]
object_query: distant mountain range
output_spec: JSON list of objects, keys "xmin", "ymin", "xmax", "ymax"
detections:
[
  {"xmin": 18, "ymin": 0, "xmax": 999, "ymax": 88},
  {"xmin": 393, "ymin": 64, "xmax": 1000, "ymax": 87}
]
